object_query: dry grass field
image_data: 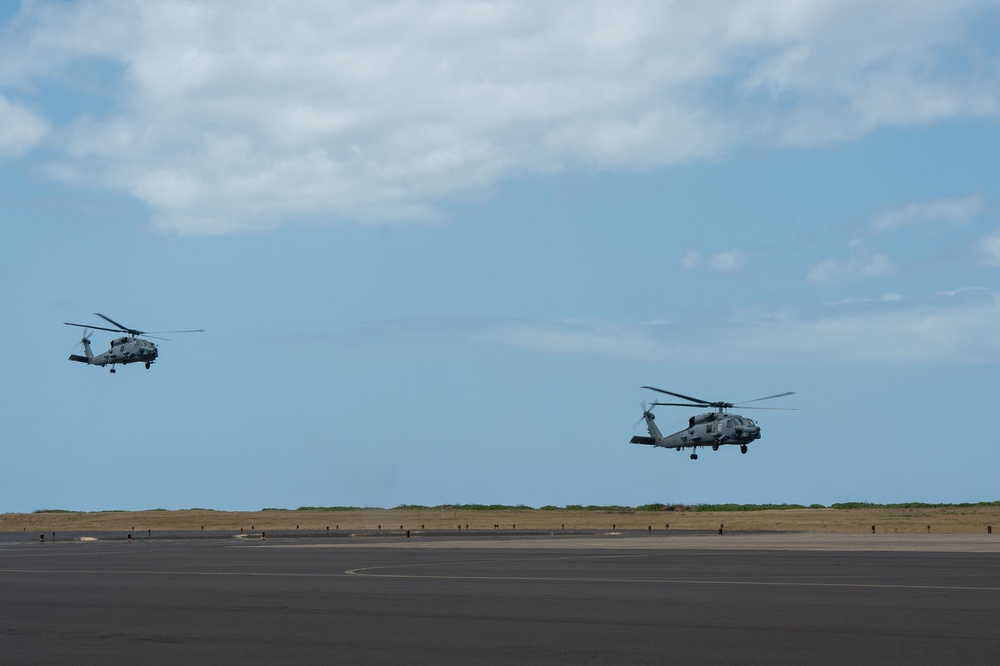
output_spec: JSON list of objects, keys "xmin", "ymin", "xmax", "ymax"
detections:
[{"xmin": 3, "ymin": 505, "xmax": 999, "ymax": 534}]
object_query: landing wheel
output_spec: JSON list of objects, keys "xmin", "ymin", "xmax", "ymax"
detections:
[
  {"xmin": 712, "ymin": 444, "xmax": 719, "ymax": 451},
  {"xmin": 145, "ymin": 362, "xmax": 150, "ymax": 369},
  {"xmin": 110, "ymin": 368, "xmax": 116, "ymax": 374},
  {"xmin": 740, "ymin": 445, "xmax": 748, "ymax": 454},
  {"xmin": 690, "ymin": 453, "xmax": 698, "ymax": 460}
]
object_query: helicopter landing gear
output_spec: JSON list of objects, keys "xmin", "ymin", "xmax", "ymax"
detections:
[
  {"xmin": 712, "ymin": 444, "xmax": 719, "ymax": 451},
  {"xmin": 740, "ymin": 445, "xmax": 748, "ymax": 454},
  {"xmin": 145, "ymin": 362, "xmax": 151, "ymax": 369},
  {"xmin": 690, "ymin": 453, "xmax": 698, "ymax": 460},
  {"xmin": 110, "ymin": 367, "xmax": 116, "ymax": 374}
]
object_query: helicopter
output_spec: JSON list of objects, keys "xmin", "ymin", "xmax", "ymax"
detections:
[
  {"xmin": 630, "ymin": 386, "xmax": 795, "ymax": 460},
  {"xmin": 65, "ymin": 313, "xmax": 203, "ymax": 373}
]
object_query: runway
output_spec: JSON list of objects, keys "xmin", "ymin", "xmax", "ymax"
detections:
[{"xmin": 2, "ymin": 531, "xmax": 999, "ymax": 664}]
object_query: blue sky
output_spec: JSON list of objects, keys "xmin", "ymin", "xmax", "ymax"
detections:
[{"xmin": 2, "ymin": 1, "xmax": 1000, "ymax": 512}]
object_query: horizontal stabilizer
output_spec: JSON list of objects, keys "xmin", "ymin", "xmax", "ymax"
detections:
[
  {"xmin": 630, "ymin": 436, "xmax": 656, "ymax": 445},
  {"xmin": 68, "ymin": 354, "xmax": 90, "ymax": 363}
]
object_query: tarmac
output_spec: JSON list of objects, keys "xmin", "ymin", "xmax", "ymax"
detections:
[{"xmin": 2, "ymin": 529, "xmax": 999, "ymax": 664}]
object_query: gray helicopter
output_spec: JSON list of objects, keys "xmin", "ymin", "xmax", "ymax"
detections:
[
  {"xmin": 65, "ymin": 313, "xmax": 203, "ymax": 373},
  {"xmin": 630, "ymin": 386, "xmax": 795, "ymax": 460}
]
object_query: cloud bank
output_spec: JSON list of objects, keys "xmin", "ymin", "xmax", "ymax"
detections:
[
  {"xmin": 360, "ymin": 288, "xmax": 1000, "ymax": 365},
  {"xmin": 869, "ymin": 194, "xmax": 986, "ymax": 233},
  {"xmin": 2, "ymin": 0, "xmax": 999, "ymax": 234}
]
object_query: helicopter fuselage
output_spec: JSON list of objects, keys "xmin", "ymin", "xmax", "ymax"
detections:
[
  {"xmin": 665, "ymin": 411, "xmax": 761, "ymax": 450},
  {"xmin": 630, "ymin": 386, "xmax": 793, "ymax": 460},
  {"xmin": 66, "ymin": 313, "xmax": 202, "ymax": 374},
  {"xmin": 631, "ymin": 410, "xmax": 761, "ymax": 456},
  {"xmin": 69, "ymin": 335, "xmax": 158, "ymax": 371}
]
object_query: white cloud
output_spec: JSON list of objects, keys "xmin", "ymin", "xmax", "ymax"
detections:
[
  {"xmin": 979, "ymin": 233, "xmax": 1000, "ymax": 267},
  {"xmin": 1, "ymin": 1, "xmax": 998, "ymax": 234},
  {"xmin": 870, "ymin": 194, "xmax": 985, "ymax": 233},
  {"xmin": 680, "ymin": 248, "xmax": 748, "ymax": 273},
  {"xmin": 709, "ymin": 249, "xmax": 749, "ymax": 273},
  {"xmin": 680, "ymin": 250, "xmax": 703, "ymax": 270},
  {"xmin": 0, "ymin": 95, "xmax": 49, "ymax": 158},
  {"xmin": 806, "ymin": 242, "xmax": 895, "ymax": 284},
  {"xmin": 360, "ymin": 288, "xmax": 1000, "ymax": 365}
]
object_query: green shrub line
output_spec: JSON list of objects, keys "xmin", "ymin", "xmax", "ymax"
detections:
[
  {"xmin": 29, "ymin": 501, "xmax": 1000, "ymax": 514},
  {"xmin": 297, "ymin": 501, "xmax": 1000, "ymax": 513}
]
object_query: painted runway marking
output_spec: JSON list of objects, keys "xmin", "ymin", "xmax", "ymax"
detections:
[
  {"xmin": 5, "ymin": 551, "xmax": 1000, "ymax": 593},
  {"xmin": 0, "ymin": 568, "xmax": 347, "ymax": 578},
  {"xmin": 343, "ymin": 568, "xmax": 1000, "ymax": 591},
  {"xmin": 342, "ymin": 553, "xmax": 1000, "ymax": 592},
  {"xmin": 4, "ymin": 563, "xmax": 997, "ymax": 592}
]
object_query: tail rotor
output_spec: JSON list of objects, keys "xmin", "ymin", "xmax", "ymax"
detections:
[
  {"xmin": 68, "ymin": 328, "xmax": 95, "ymax": 364},
  {"xmin": 633, "ymin": 400, "xmax": 655, "ymax": 430},
  {"xmin": 73, "ymin": 329, "xmax": 92, "ymax": 352}
]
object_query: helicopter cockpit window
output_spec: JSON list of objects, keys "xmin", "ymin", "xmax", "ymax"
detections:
[{"xmin": 726, "ymin": 419, "xmax": 733, "ymax": 427}]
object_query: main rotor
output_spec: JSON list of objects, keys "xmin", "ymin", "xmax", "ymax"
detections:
[
  {"xmin": 64, "ymin": 313, "xmax": 204, "ymax": 340},
  {"xmin": 641, "ymin": 386, "xmax": 796, "ymax": 414}
]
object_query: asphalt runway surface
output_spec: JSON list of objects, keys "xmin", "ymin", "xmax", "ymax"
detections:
[{"xmin": 2, "ymin": 531, "xmax": 1000, "ymax": 665}]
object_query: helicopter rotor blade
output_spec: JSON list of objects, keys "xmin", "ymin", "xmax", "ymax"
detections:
[
  {"xmin": 65, "ymin": 322, "xmax": 122, "ymax": 334},
  {"xmin": 74, "ymin": 328, "xmax": 92, "ymax": 350},
  {"xmin": 144, "ymin": 329, "xmax": 205, "ymax": 334},
  {"xmin": 650, "ymin": 401, "xmax": 707, "ymax": 408},
  {"xmin": 735, "ymin": 392, "xmax": 796, "ymax": 405},
  {"xmin": 738, "ymin": 391, "xmax": 796, "ymax": 404},
  {"xmin": 640, "ymin": 386, "xmax": 711, "ymax": 405},
  {"xmin": 94, "ymin": 313, "xmax": 139, "ymax": 335},
  {"xmin": 67, "ymin": 314, "xmax": 202, "ymax": 344},
  {"xmin": 733, "ymin": 406, "xmax": 798, "ymax": 411},
  {"xmin": 633, "ymin": 400, "xmax": 652, "ymax": 430}
]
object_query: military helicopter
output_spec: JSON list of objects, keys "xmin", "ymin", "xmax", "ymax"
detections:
[
  {"xmin": 65, "ymin": 313, "xmax": 203, "ymax": 373},
  {"xmin": 630, "ymin": 386, "xmax": 795, "ymax": 460}
]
